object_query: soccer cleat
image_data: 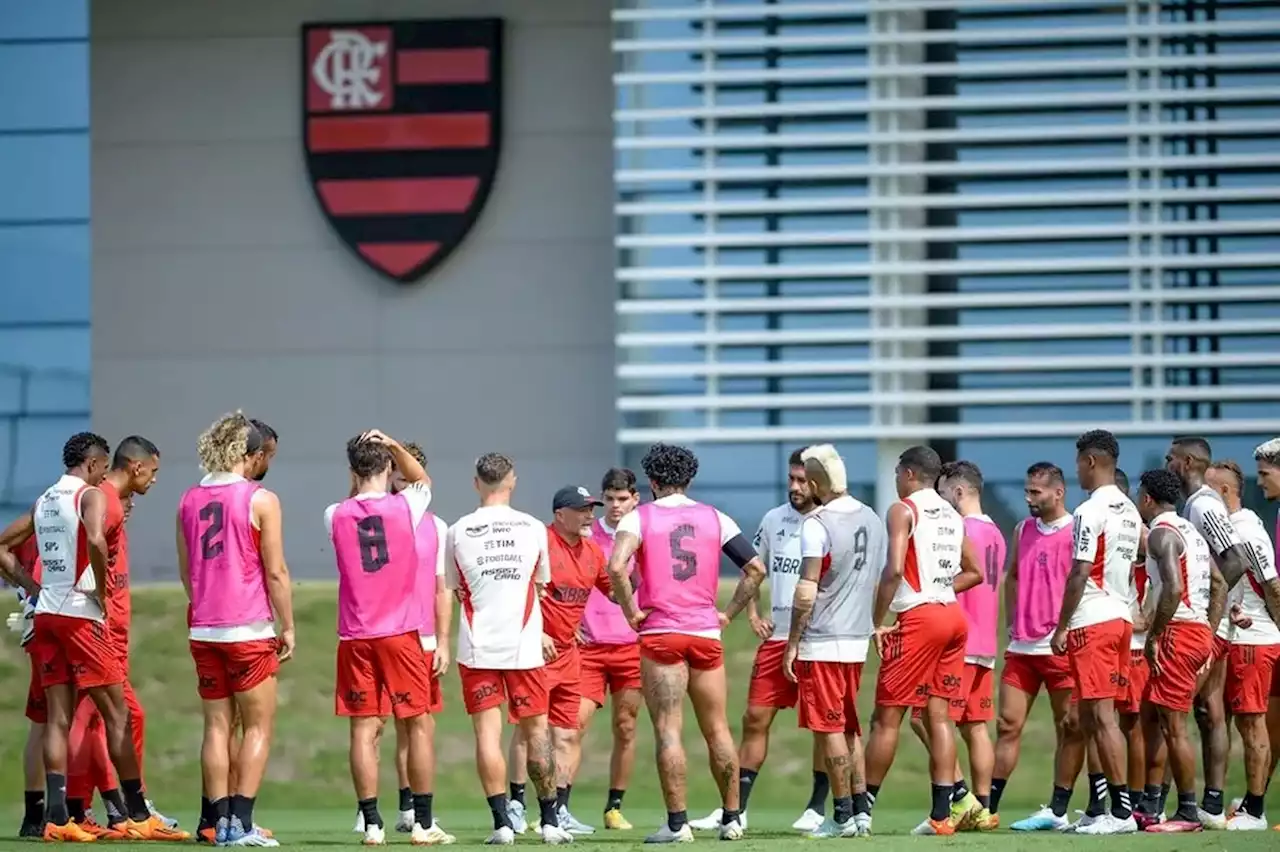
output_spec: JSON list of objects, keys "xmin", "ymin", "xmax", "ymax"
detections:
[
  {"xmin": 689, "ymin": 809, "xmax": 723, "ymax": 831},
  {"xmin": 1076, "ymin": 814, "xmax": 1137, "ymax": 835},
  {"xmin": 20, "ymin": 821, "xmax": 46, "ymax": 839},
  {"xmin": 970, "ymin": 808, "xmax": 998, "ymax": 831},
  {"xmin": 224, "ymin": 817, "xmax": 279, "ymax": 847},
  {"xmin": 1145, "ymin": 818, "xmax": 1202, "ymax": 833},
  {"xmin": 1198, "ymin": 807, "xmax": 1228, "ymax": 830},
  {"xmin": 951, "ymin": 792, "xmax": 982, "ymax": 829},
  {"xmin": 603, "ymin": 809, "xmax": 632, "ymax": 831},
  {"xmin": 1010, "ymin": 806, "xmax": 1068, "ymax": 832},
  {"xmin": 42, "ymin": 821, "xmax": 98, "ymax": 842},
  {"xmin": 353, "ymin": 810, "xmax": 366, "ymax": 833},
  {"xmin": 411, "ymin": 822, "xmax": 457, "ymax": 846},
  {"xmin": 644, "ymin": 823, "xmax": 694, "ymax": 843},
  {"xmin": 507, "ymin": 801, "xmax": 528, "ymax": 835},
  {"xmin": 198, "ymin": 826, "xmax": 217, "ymax": 844},
  {"xmin": 853, "ymin": 813, "xmax": 872, "ymax": 836},
  {"xmin": 540, "ymin": 823, "xmax": 574, "ymax": 845},
  {"xmin": 910, "ymin": 817, "xmax": 956, "ymax": 836},
  {"xmin": 558, "ymin": 808, "xmax": 595, "ymax": 835},
  {"xmin": 146, "ymin": 799, "xmax": 181, "ymax": 830},
  {"xmin": 718, "ymin": 817, "xmax": 744, "ymax": 841},
  {"xmin": 120, "ymin": 814, "xmax": 191, "ymax": 841},
  {"xmin": 1060, "ymin": 810, "xmax": 1100, "ymax": 833},
  {"xmin": 484, "ymin": 826, "xmax": 515, "ymax": 845},
  {"xmin": 1226, "ymin": 813, "xmax": 1268, "ymax": 831},
  {"xmin": 363, "ymin": 824, "xmax": 387, "ymax": 846},
  {"xmin": 1227, "ymin": 798, "xmax": 1244, "ymax": 820},
  {"xmin": 79, "ymin": 818, "xmax": 125, "ymax": 841},
  {"xmin": 790, "ymin": 808, "xmax": 824, "ymax": 832},
  {"xmin": 396, "ymin": 809, "xmax": 416, "ymax": 833}
]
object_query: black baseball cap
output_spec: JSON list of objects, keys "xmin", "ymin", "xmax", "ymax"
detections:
[{"xmin": 553, "ymin": 485, "xmax": 603, "ymax": 511}]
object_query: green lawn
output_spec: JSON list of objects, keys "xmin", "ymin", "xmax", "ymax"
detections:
[{"xmin": 0, "ymin": 584, "xmax": 1270, "ymax": 848}]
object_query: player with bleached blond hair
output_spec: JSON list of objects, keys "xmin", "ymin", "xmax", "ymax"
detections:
[{"xmin": 783, "ymin": 444, "xmax": 885, "ymax": 837}]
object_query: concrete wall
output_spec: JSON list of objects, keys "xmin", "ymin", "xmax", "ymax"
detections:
[{"xmin": 91, "ymin": 0, "xmax": 616, "ymax": 579}]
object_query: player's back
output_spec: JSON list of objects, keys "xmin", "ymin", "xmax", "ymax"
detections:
[
  {"xmin": 960, "ymin": 515, "xmax": 1005, "ymax": 659},
  {"xmin": 1181, "ymin": 484, "xmax": 1241, "ymax": 558},
  {"xmin": 801, "ymin": 495, "xmax": 885, "ymax": 658},
  {"xmin": 449, "ymin": 504, "xmax": 548, "ymax": 669},
  {"xmin": 331, "ymin": 492, "xmax": 422, "ymax": 640},
  {"xmin": 1011, "ymin": 517, "xmax": 1073, "ymax": 645},
  {"xmin": 633, "ymin": 499, "xmax": 722, "ymax": 635},
  {"xmin": 1228, "ymin": 508, "xmax": 1280, "ymax": 643},
  {"xmin": 1069, "ymin": 483, "xmax": 1141, "ymax": 630},
  {"xmin": 180, "ymin": 476, "xmax": 270, "ymax": 628},
  {"xmin": 891, "ymin": 487, "xmax": 964, "ymax": 613},
  {"xmin": 33, "ymin": 474, "xmax": 102, "ymax": 620},
  {"xmin": 1146, "ymin": 511, "xmax": 1212, "ymax": 625}
]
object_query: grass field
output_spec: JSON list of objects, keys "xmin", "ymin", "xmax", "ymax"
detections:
[{"xmin": 0, "ymin": 583, "xmax": 1272, "ymax": 849}]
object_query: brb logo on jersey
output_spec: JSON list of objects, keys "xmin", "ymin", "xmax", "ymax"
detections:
[{"xmin": 302, "ymin": 19, "xmax": 504, "ymax": 284}]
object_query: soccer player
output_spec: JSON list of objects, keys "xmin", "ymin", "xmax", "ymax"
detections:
[
  {"xmin": 570, "ymin": 468, "xmax": 642, "ymax": 831},
  {"xmin": 692, "ymin": 449, "xmax": 831, "ymax": 834},
  {"xmin": 1253, "ymin": 438, "xmax": 1280, "ymax": 831},
  {"xmin": 447, "ymin": 453, "xmax": 572, "ymax": 845},
  {"xmin": 4, "ymin": 534, "xmax": 45, "ymax": 838},
  {"xmin": 863, "ymin": 445, "xmax": 982, "ymax": 836},
  {"xmin": 604, "ymin": 443, "xmax": 767, "ymax": 843},
  {"xmin": 783, "ymin": 444, "xmax": 884, "ymax": 838},
  {"xmin": 1049, "ymin": 430, "xmax": 1143, "ymax": 835},
  {"xmin": 1205, "ymin": 460, "xmax": 1280, "ymax": 830},
  {"xmin": 913, "ymin": 460, "xmax": 1003, "ymax": 831},
  {"xmin": 1129, "ymin": 469, "xmax": 1218, "ymax": 832},
  {"xmin": 1166, "ymin": 436, "xmax": 1255, "ymax": 827},
  {"xmin": 179, "ymin": 413, "xmax": 295, "ymax": 847},
  {"xmin": 327, "ymin": 430, "xmax": 453, "ymax": 846}
]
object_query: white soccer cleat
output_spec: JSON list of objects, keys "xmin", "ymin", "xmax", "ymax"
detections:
[
  {"xmin": 791, "ymin": 808, "xmax": 824, "ymax": 832},
  {"xmin": 353, "ymin": 810, "xmax": 367, "ymax": 833},
  {"xmin": 397, "ymin": 809, "xmax": 416, "ymax": 833},
  {"xmin": 1226, "ymin": 812, "xmax": 1268, "ymax": 831},
  {"xmin": 1010, "ymin": 805, "xmax": 1069, "ymax": 832},
  {"xmin": 1227, "ymin": 797, "xmax": 1244, "ymax": 820},
  {"xmin": 718, "ymin": 818, "xmax": 744, "ymax": 841},
  {"xmin": 644, "ymin": 823, "xmax": 695, "ymax": 843},
  {"xmin": 412, "ymin": 821, "xmax": 457, "ymax": 845},
  {"xmin": 558, "ymin": 807, "xmax": 595, "ymax": 835},
  {"xmin": 363, "ymin": 824, "xmax": 387, "ymax": 846},
  {"xmin": 806, "ymin": 816, "xmax": 860, "ymax": 839},
  {"xmin": 507, "ymin": 801, "xmax": 528, "ymax": 835},
  {"xmin": 1059, "ymin": 810, "xmax": 1097, "ymax": 833},
  {"xmin": 1198, "ymin": 807, "xmax": 1228, "ymax": 830},
  {"xmin": 1076, "ymin": 814, "xmax": 1137, "ymax": 835},
  {"xmin": 853, "ymin": 813, "xmax": 872, "ymax": 837},
  {"xmin": 485, "ymin": 826, "xmax": 516, "ymax": 845},
  {"xmin": 540, "ymin": 823, "xmax": 575, "ymax": 845},
  {"xmin": 689, "ymin": 809, "xmax": 723, "ymax": 831}
]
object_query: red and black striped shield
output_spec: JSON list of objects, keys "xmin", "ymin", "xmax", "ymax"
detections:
[{"xmin": 302, "ymin": 19, "xmax": 502, "ymax": 284}]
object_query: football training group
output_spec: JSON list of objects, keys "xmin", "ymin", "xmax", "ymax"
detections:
[{"xmin": 3, "ymin": 413, "xmax": 1280, "ymax": 845}]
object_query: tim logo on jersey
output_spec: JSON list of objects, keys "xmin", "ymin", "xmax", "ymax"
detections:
[{"xmin": 302, "ymin": 19, "xmax": 503, "ymax": 283}]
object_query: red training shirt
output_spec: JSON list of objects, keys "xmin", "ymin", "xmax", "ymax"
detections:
[{"xmin": 541, "ymin": 524, "xmax": 612, "ymax": 651}]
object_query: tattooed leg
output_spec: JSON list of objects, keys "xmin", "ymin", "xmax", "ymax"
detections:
[
  {"xmin": 519, "ymin": 715, "xmax": 558, "ymax": 801},
  {"xmin": 821, "ymin": 732, "xmax": 852, "ymax": 800},
  {"xmin": 688, "ymin": 664, "xmax": 740, "ymax": 812},
  {"xmin": 847, "ymin": 731, "xmax": 867, "ymax": 794},
  {"xmin": 642, "ymin": 657, "xmax": 690, "ymax": 813}
]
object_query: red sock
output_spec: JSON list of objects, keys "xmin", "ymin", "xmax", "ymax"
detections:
[
  {"xmin": 124, "ymin": 680, "xmax": 146, "ymax": 784},
  {"xmin": 66, "ymin": 697, "xmax": 98, "ymax": 802}
]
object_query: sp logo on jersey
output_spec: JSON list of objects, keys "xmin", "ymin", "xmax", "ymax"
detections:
[{"xmin": 302, "ymin": 19, "xmax": 503, "ymax": 284}]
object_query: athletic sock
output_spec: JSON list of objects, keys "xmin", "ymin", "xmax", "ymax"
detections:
[
  {"xmin": 833, "ymin": 796, "xmax": 853, "ymax": 824},
  {"xmin": 666, "ymin": 810, "xmax": 688, "ymax": 832},
  {"xmin": 1050, "ymin": 785, "xmax": 1072, "ymax": 818},
  {"xmin": 398, "ymin": 787, "xmax": 412, "ymax": 813},
  {"xmin": 1158, "ymin": 781, "xmax": 1171, "ymax": 814},
  {"xmin": 358, "ymin": 798, "xmax": 383, "ymax": 829},
  {"xmin": 739, "ymin": 768, "xmax": 759, "ymax": 810},
  {"xmin": 1139, "ymin": 784, "xmax": 1161, "ymax": 815},
  {"xmin": 45, "ymin": 773, "xmax": 68, "ymax": 826},
  {"xmin": 930, "ymin": 785, "xmax": 953, "ymax": 822},
  {"xmin": 1174, "ymin": 791, "xmax": 1198, "ymax": 822},
  {"xmin": 101, "ymin": 789, "xmax": 127, "ymax": 826},
  {"xmin": 807, "ymin": 771, "xmax": 830, "ymax": 814},
  {"xmin": 486, "ymin": 794, "xmax": 512, "ymax": 831},
  {"xmin": 198, "ymin": 796, "xmax": 213, "ymax": 830},
  {"xmin": 509, "ymin": 782, "xmax": 526, "ymax": 808},
  {"xmin": 213, "ymin": 797, "xmax": 230, "ymax": 823},
  {"xmin": 976, "ymin": 793, "xmax": 990, "ymax": 809},
  {"xmin": 67, "ymin": 797, "xmax": 86, "ymax": 824},
  {"xmin": 24, "ymin": 790, "xmax": 45, "ymax": 826},
  {"xmin": 413, "ymin": 793, "xmax": 433, "ymax": 829},
  {"xmin": 989, "ymin": 778, "xmax": 1007, "ymax": 814},
  {"xmin": 952, "ymin": 778, "xmax": 970, "ymax": 803},
  {"xmin": 1243, "ymin": 792, "xmax": 1266, "ymax": 819},
  {"xmin": 555, "ymin": 786, "xmax": 568, "ymax": 811},
  {"xmin": 1108, "ymin": 783, "xmax": 1132, "ymax": 821},
  {"xmin": 122, "ymin": 779, "xmax": 150, "ymax": 822},
  {"xmin": 720, "ymin": 808, "xmax": 741, "ymax": 826},
  {"xmin": 605, "ymin": 789, "xmax": 625, "ymax": 812},
  {"xmin": 538, "ymin": 797, "xmax": 559, "ymax": 828},
  {"xmin": 866, "ymin": 784, "xmax": 880, "ymax": 812},
  {"xmin": 1086, "ymin": 773, "xmax": 1107, "ymax": 817},
  {"xmin": 852, "ymin": 792, "xmax": 871, "ymax": 816},
  {"xmin": 563, "ymin": 785, "xmax": 572, "ymax": 808},
  {"xmin": 1201, "ymin": 787, "xmax": 1224, "ymax": 816}
]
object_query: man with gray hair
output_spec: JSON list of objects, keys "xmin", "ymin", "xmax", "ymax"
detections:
[{"xmin": 783, "ymin": 444, "xmax": 886, "ymax": 838}]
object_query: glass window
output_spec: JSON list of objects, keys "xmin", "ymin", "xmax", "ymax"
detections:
[
  {"xmin": 0, "ymin": 0, "xmax": 87, "ymax": 40},
  {"xmin": 0, "ymin": 134, "xmax": 90, "ymax": 221},
  {"xmin": 0, "ymin": 43, "xmax": 89, "ymax": 131}
]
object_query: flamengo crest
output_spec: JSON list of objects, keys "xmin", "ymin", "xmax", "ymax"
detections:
[{"xmin": 302, "ymin": 19, "xmax": 503, "ymax": 283}]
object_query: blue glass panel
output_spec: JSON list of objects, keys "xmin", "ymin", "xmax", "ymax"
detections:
[
  {"xmin": 0, "ymin": 0, "xmax": 87, "ymax": 40},
  {"xmin": 0, "ymin": 133, "xmax": 89, "ymax": 221},
  {"xmin": 0, "ymin": 224, "xmax": 89, "ymax": 321},
  {"xmin": 0, "ymin": 43, "xmax": 88, "ymax": 130}
]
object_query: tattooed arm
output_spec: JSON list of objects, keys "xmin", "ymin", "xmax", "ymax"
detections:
[
  {"xmin": 1144, "ymin": 527, "xmax": 1185, "ymax": 651},
  {"xmin": 606, "ymin": 528, "xmax": 645, "ymax": 627},
  {"xmin": 1206, "ymin": 563, "xmax": 1228, "ymax": 635}
]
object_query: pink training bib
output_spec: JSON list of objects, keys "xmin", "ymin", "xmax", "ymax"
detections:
[
  {"xmin": 1012, "ymin": 519, "xmax": 1074, "ymax": 644},
  {"xmin": 634, "ymin": 502, "xmax": 721, "ymax": 634},
  {"xmin": 181, "ymin": 480, "xmax": 272, "ymax": 628},
  {"xmin": 960, "ymin": 516, "xmax": 1005, "ymax": 658},
  {"xmin": 581, "ymin": 520, "xmax": 636, "ymax": 645},
  {"xmin": 332, "ymin": 493, "xmax": 421, "ymax": 641}
]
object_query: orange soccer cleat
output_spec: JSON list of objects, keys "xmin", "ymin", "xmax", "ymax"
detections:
[
  {"xmin": 42, "ymin": 821, "xmax": 98, "ymax": 842},
  {"xmin": 118, "ymin": 815, "xmax": 192, "ymax": 842}
]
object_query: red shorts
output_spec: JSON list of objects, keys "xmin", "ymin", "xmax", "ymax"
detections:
[
  {"xmin": 796, "ymin": 660, "xmax": 862, "ymax": 734},
  {"xmin": 639, "ymin": 633, "xmax": 723, "ymax": 671},
  {"xmin": 336, "ymin": 633, "xmax": 433, "ymax": 719},
  {"xmin": 26, "ymin": 652, "xmax": 47, "ymax": 723},
  {"xmin": 1227, "ymin": 643, "xmax": 1280, "ymax": 716},
  {"xmin": 1002, "ymin": 651, "xmax": 1075, "ymax": 696},
  {"xmin": 876, "ymin": 603, "xmax": 968, "ymax": 709},
  {"xmin": 1119, "ymin": 650, "xmax": 1150, "ymax": 715},
  {"xmin": 34, "ymin": 614, "xmax": 124, "ymax": 690},
  {"xmin": 1147, "ymin": 621, "xmax": 1213, "ymax": 713},
  {"xmin": 911, "ymin": 662, "xmax": 994, "ymax": 724},
  {"xmin": 579, "ymin": 643, "xmax": 641, "ymax": 706},
  {"xmin": 459, "ymin": 664, "xmax": 548, "ymax": 720},
  {"xmin": 369, "ymin": 649, "xmax": 444, "ymax": 717},
  {"xmin": 1067, "ymin": 618, "xmax": 1131, "ymax": 702},
  {"xmin": 190, "ymin": 637, "xmax": 280, "ymax": 701},
  {"xmin": 509, "ymin": 645, "xmax": 579, "ymax": 729},
  {"xmin": 1212, "ymin": 634, "xmax": 1231, "ymax": 663},
  {"xmin": 748, "ymin": 640, "xmax": 798, "ymax": 709}
]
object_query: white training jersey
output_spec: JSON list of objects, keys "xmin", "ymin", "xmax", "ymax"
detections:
[
  {"xmin": 1227, "ymin": 508, "xmax": 1280, "ymax": 646},
  {"xmin": 798, "ymin": 494, "xmax": 884, "ymax": 662},
  {"xmin": 1145, "ymin": 511, "xmax": 1213, "ymax": 627},
  {"xmin": 33, "ymin": 474, "xmax": 104, "ymax": 621},
  {"xmin": 446, "ymin": 504, "xmax": 551, "ymax": 670},
  {"xmin": 1131, "ymin": 561, "xmax": 1151, "ymax": 651},
  {"xmin": 1069, "ymin": 483, "xmax": 1142, "ymax": 630},
  {"xmin": 891, "ymin": 488, "xmax": 964, "ymax": 613},
  {"xmin": 1182, "ymin": 485, "xmax": 1244, "ymax": 562},
  {"xmin": 753, "ymin": 502, "xmax": 807, "ymax": 642}
]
